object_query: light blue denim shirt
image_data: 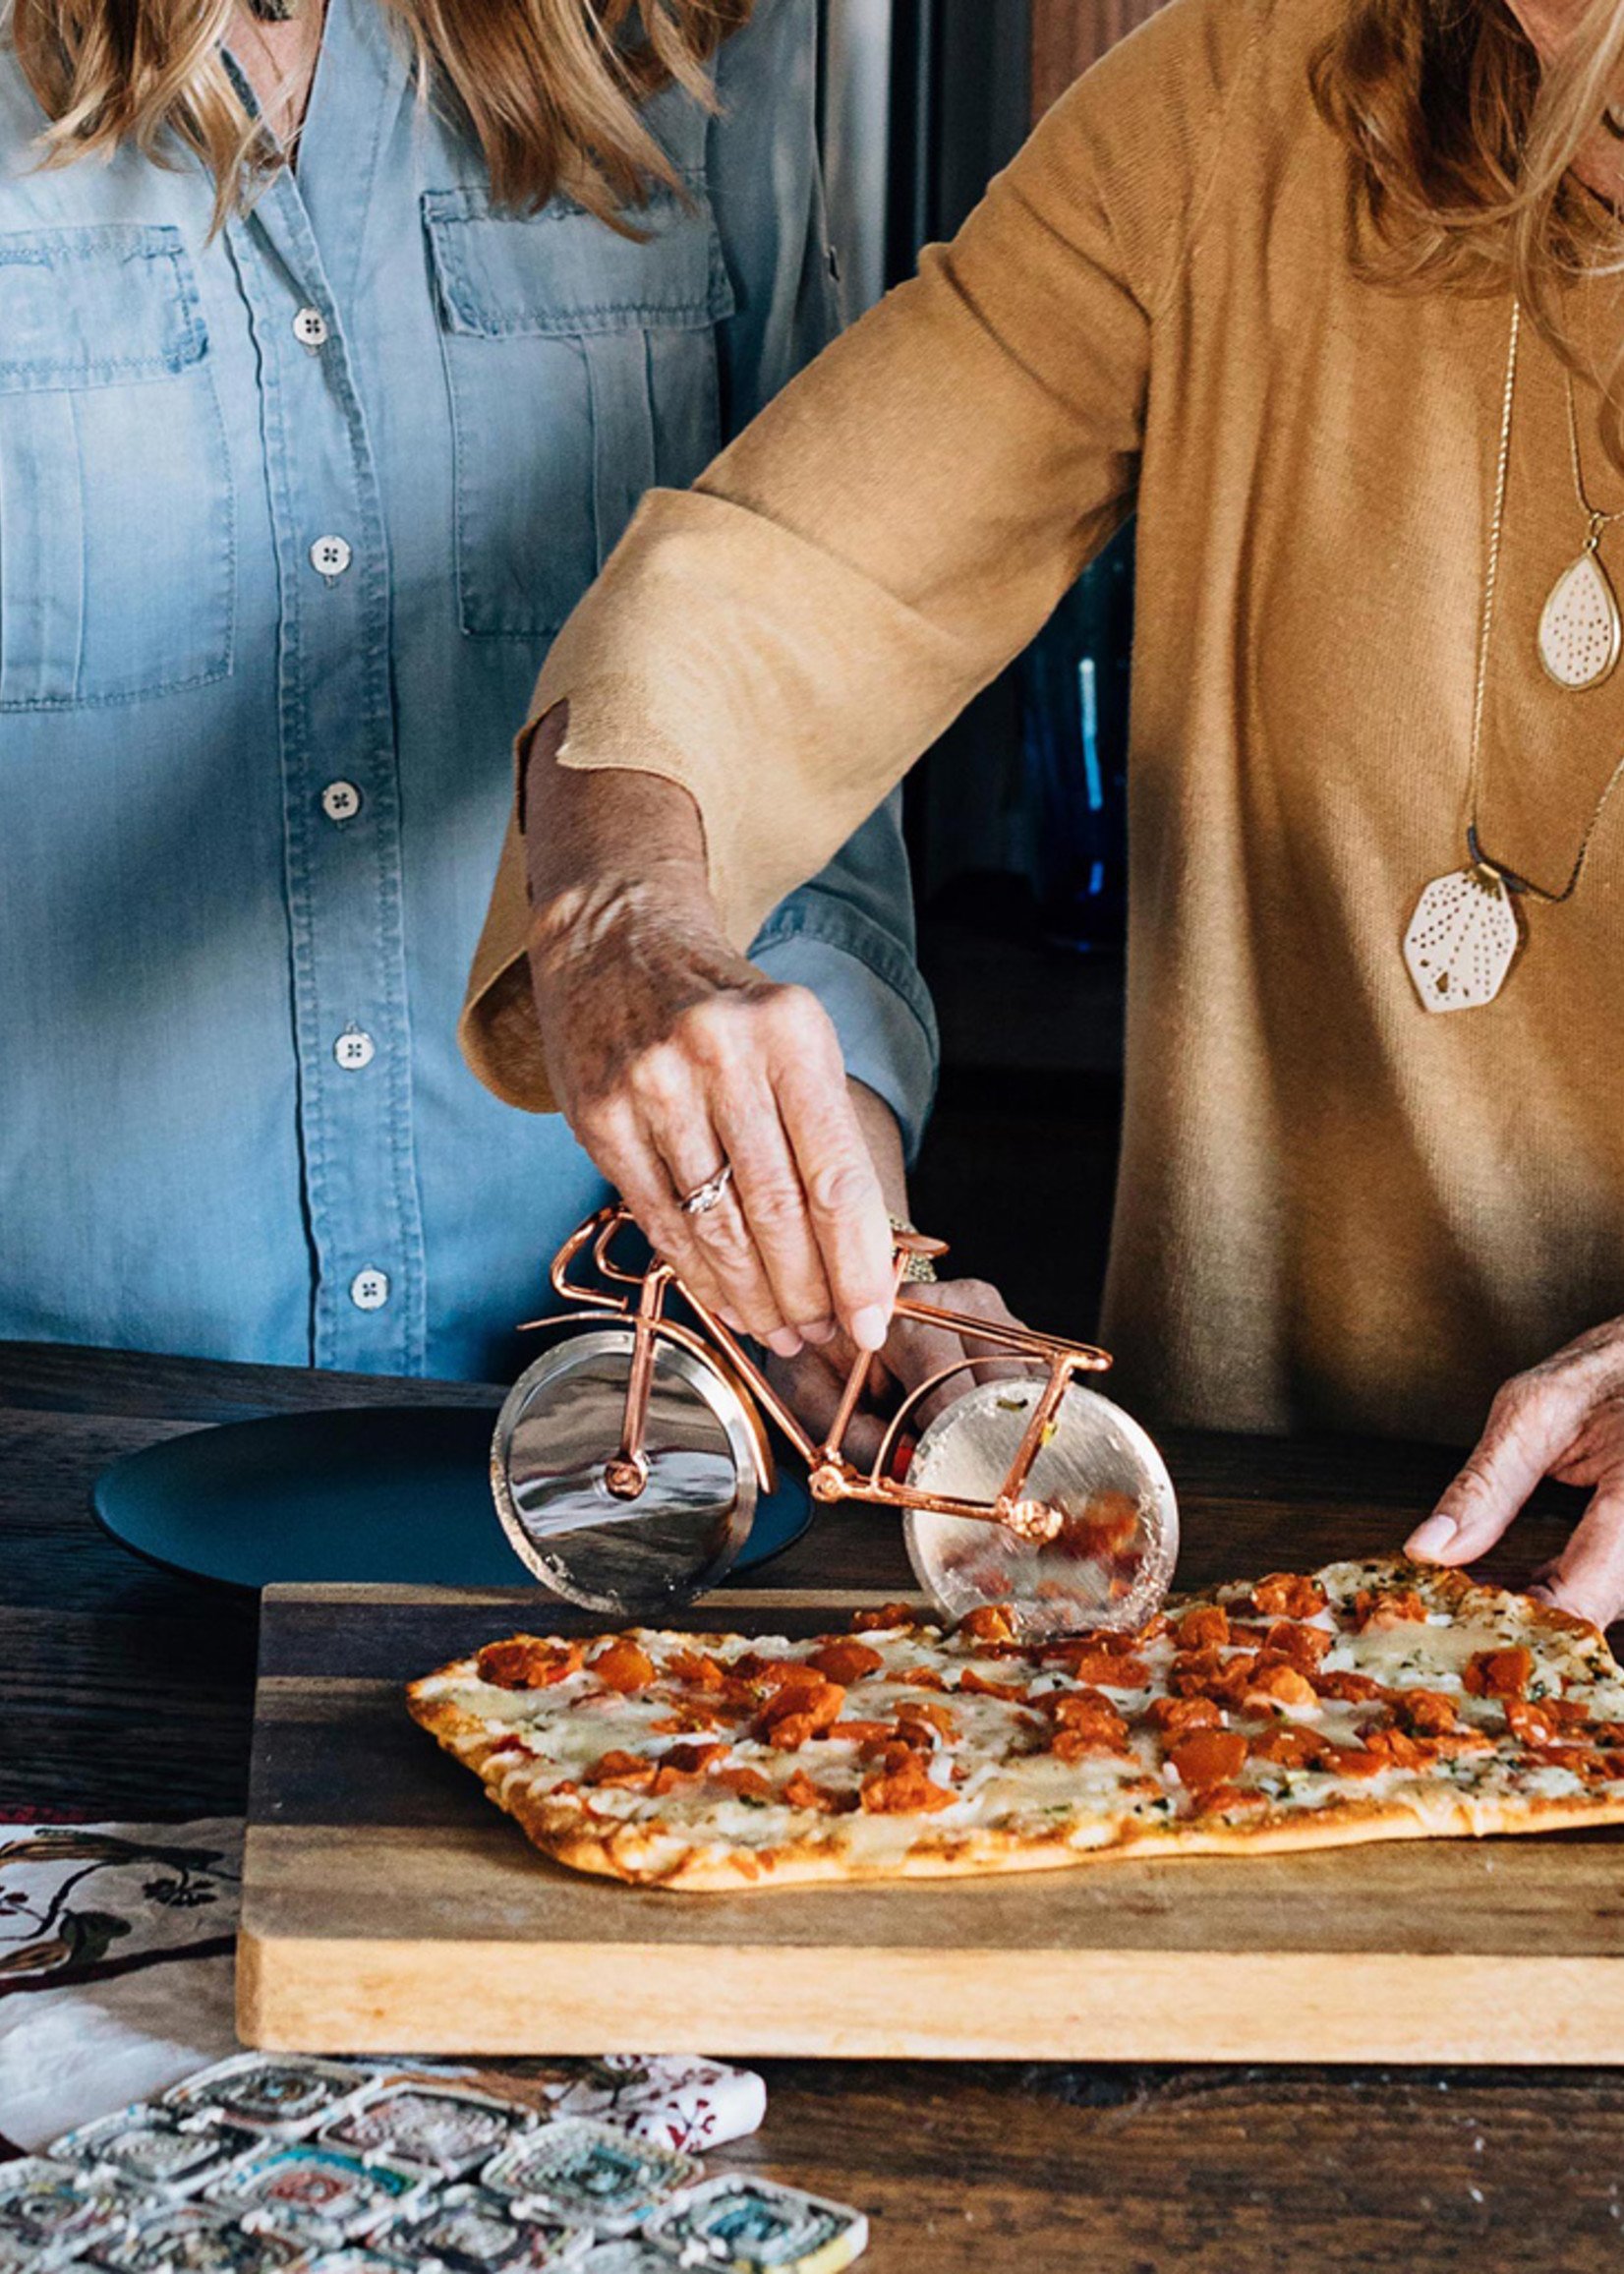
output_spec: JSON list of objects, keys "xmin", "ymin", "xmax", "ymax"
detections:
[{"xmin": 0, "ymin": 0, "xmax": 937, "ymax": 1381}]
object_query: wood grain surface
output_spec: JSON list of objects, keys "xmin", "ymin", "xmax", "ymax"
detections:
[
  {"xmin": 9, "ymin": 1339, "xmax": 1624, "ymax": 2269},
  {"xmin": 241, "ymin": 1556, "xmax": 1624, "ymax": 2064}
]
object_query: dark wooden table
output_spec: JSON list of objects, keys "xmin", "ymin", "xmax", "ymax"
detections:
[{"xmin": 6, "ymin": 1339, "xmax": 1624, "ymax": 2271}]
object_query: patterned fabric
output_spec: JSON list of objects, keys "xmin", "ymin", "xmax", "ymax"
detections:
[
  {"xmin": 0, "ymin": 1825, "xmax": 240, "ymax": 1989},
  {"xmin": 0, "ymin": 1827, "xmax": 764, "ymax": 2162}
]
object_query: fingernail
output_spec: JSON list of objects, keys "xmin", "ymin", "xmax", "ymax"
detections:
[
  {"xmin": 1406, "ymin": 1514, "xmax": 1458, "ymax": 1559},
  {"xmin": 768, "ymin": 1328, "xmax": 804, "ymax": 1361},
  {"xmin": 851, "ymin": 1305, "xmax": 889, "ymax": 1353},
  {"xmin": 1526, "ymin": 1584, "xmax": 1557, "ymax": 1606},
  {"xmin": 802, "ymin": 1318, "xmax": 837, "ymax": 1345}
]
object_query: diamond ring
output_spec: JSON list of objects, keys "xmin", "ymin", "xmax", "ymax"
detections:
[{"xmin": 677, "ymin": 1161, "xmax": 734, "ymax": 1218}]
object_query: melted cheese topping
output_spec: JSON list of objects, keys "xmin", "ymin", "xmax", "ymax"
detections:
[{"xmin": 411, "ymin": 1555, "xmax": 1624, "ymax": 1874}]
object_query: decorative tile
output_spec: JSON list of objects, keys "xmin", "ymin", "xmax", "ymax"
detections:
[
  {"xmin": 164, "ymin": 2055, "xmax": 372, "ymax": 2139},
  {"xmin": 0, "ymin": 2157, "xmax": 139, "ymax": 2269},
  {"xmin": 319, "ymin": 2082, "xmax": 526, "ymax": 2179},
  {"xmin": 646, "ymin": 2176, "xmax": 867, "ymax": 2273},
  {"xmin": 83, "ymin": 2202, "xmax": 307, "ymax": 2274},
  {"xmin": 482, "ymin": 2120, "xmax": 697, "ymax": 2237},
  {"xmin": 378, "ymin": 2181, "xmax": 591, "ymax": 2270},
  {"xmin": 201, "ymin": 2142, "xmax": 420, "ymax": 2246},
  {"xmin": 52, "ymin": 2107, "xmax": 258, "ymax": 2194}
]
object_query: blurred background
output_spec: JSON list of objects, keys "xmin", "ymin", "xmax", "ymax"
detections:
[{"xmin": 818, "ymin": 0, "xmax": 1161, "ymax": 1334}]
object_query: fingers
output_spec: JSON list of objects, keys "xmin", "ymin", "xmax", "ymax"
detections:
[
  {"xmin": 1530, "ymin": 1487, "xmax": 1624, "ymax": 1629},
  {"xmin": 884, "ymin": 1280, "xmax": 1029, "ymax": 1433},
  {"xmin": 901, "ymin": 1279, "xmax": 1026, "ymax": 1352},
  {"xmin": 566, "ymin": 1075, "xmax": 773, "ymax": 1342},
  {"xmin": 766, "ymin": 1344, "xmax": 889, "ymax": 1469},
  {"xmin": 652, "ymin": 1114, "xmax": 809, "ymax": 1362},
  {"xmin": 580, "ymin": 1104, "xmax": 743, "ymax": 1330},
  {"xmin": 710, "ymin": 1074, "xmax": 838, "ymax": 1349},
  {"xmin": 649, "ymin": 991, "xmax": 841, "ymax": 1352},
  {"xmin": 768, "ymin": 1279, "xmax": 1032, "ymax": 1477},
  {"xmin": 1406, "ymin": 1366, "xmax": 1593, "ymax": 1566},
  {"xmin": 771, "ymin": 1005, "xmax": 894, "ymax": 1351},
  {"xmin": 569, "ymin": 970, "xmax": 890, "ymax": 1353}
]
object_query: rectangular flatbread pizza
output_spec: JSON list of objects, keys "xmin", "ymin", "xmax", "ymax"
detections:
[{"xmin": 407, "ymin": 1555, "xmax": 1624, "ymax": 1891}]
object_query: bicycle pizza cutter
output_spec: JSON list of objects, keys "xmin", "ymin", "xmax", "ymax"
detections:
[{"xmin": 491, "ymin": 1204, "xmax": 1179, "ymax": 1640}]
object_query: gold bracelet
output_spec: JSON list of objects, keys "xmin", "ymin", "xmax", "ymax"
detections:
[{"xmin": 889, "ymin": 1213, "xmax": 938, "ymax": 1284}]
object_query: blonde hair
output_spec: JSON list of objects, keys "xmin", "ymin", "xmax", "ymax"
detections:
[
  {"xmin": 10, "ymin": 0, "xmax": 754, "ymax": 232},
  {"xmin": 1312, "ymin": 0, "xmax": 1624, "ymax": 462}
]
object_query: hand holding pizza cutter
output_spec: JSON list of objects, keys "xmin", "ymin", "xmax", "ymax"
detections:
[{"xmin": 492, "ymin": 1204, "xmax": 1178, "ymax": 1637}]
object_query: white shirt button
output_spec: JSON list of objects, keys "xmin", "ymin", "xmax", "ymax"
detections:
[
  {"xmin": 334, "ymin": 1025, "xmax": 377, "ymax": 1072},
  {"xmin": 310, "ymin": 535, "xmax": 353, "ymax": 580},
  {"xmin": 293, "ymin": 306, "xmax": 328, "ymax": 350},
  {"xmin": 350, "ymin": 1268, "xmax": 390, "ymax": 1312},
  {"xmin": 320, "ymin": 780, "xmax": 362, "ymax": 823}
]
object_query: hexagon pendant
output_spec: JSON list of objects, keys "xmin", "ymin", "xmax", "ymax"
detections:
[{"xmin": 1403, "ymin": 865, "xmax": 1522, "ymax": 1014}]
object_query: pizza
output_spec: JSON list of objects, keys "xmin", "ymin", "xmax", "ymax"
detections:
[{"xmin": 406, "ymin": 1555, "xmax": 1624, "ymax": 1891}]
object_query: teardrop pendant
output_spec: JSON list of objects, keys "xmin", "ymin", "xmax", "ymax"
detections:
[{"xmin": 1538, "ymin": 544, "xmax": 1621, "ymax": 690}]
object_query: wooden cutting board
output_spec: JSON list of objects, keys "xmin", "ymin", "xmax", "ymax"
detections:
[{"xmin": 239, "ymin": 1574, "xmax": 1624, "ymax": 2064}]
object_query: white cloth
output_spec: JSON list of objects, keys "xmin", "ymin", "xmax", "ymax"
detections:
[
  {"xmin": 0, "ymin": 1822, "xmax": 243, "ymax": 2152},
  {"xmin": 0, "ymin": 1823, "xmax": 766, "ymax": 2158}
]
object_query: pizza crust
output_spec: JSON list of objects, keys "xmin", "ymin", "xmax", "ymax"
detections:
[
  {"xmin": 491, "ymin": 1786, "xmax": 1624, "ymax": 1894},
  {"xmin": 407, "ymin": 1554, "xmax": 1624, "ymax": 1891}
]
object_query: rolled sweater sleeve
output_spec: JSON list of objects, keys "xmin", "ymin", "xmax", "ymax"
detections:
[{"xmin": 461, "ymin": 0, "xmax": 1230, "ymax": 1108}]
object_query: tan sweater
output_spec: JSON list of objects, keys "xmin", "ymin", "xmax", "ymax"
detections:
[{"xmin": 464, "ymin": 0, "xmax": 1624, "ymax": 1445}]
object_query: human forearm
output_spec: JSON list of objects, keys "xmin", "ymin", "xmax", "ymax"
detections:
[
  {"xmin": 521, "ymin": 711, "xmax": 897, "ymax": 1356},
  {"xmin": 522, "ymin": 704, "xmax": 715, "ymax": 958}
]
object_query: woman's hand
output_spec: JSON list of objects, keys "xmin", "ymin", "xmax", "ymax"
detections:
[
  {"xmin": 524, "ymin": 717, "xmax": 897, "ymax": 1356},
  {"xmin": 1406, "ymin": 1317, "xmax": 1624, "ymax": 1628},
  {"xmin": 768, "ymin": 1276, "xmax": 1028, "ymax": 1468}
]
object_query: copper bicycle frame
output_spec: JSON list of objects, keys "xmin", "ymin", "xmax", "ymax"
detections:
[{"xmin": 522, "ymin": 1203, "xmax": 1114, "ymax": 1542}]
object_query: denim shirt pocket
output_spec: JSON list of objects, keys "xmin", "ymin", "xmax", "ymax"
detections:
[
  {"xmin": 0, "ymin": 223, "xmax": 235, "ymax": 711},
  {"xmin": 423, "ymin": 183, "xmax": 735, "ymax": 639}
]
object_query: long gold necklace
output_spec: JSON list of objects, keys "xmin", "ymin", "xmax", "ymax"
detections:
[
  {"xmin": 1537, "ymin": 368, "xmax": 1624, "ymax": 687},
  {"xmin": 1403, "ymin": 300, "xmax": 1624, "ymax": 1014}
]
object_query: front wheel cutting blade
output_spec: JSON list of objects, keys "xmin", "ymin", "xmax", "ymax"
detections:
[{"xmin": 902, "ymin": 1379, "xmax": 1178, "ymax": 1639}]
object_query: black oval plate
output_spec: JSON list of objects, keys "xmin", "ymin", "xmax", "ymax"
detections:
[{"xmin": 90, "ymin": 1405, "xmax": 811, "ymax": 1594}]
